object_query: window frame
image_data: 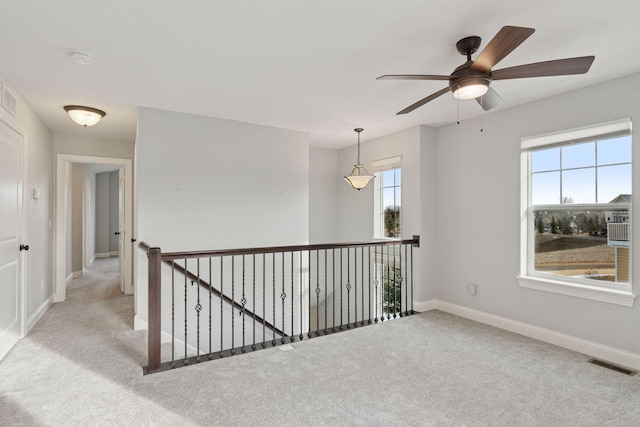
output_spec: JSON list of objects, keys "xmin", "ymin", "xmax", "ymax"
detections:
[
  {"xmin": 518, "ymin": 118, "xmax": 635, "ymax": 307},
  {"xmin": 373, "ymin": 156, "xmax": 402, "ymax": 239}
]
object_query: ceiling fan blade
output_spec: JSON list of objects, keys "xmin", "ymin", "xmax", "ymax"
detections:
[
  {"xmin": 470, "ymin": 26, "xmax": 535, "ymax": 73},
  {"xmin": 397, "ymin": 87, "xmax": 450, "ymax": 115},
  {"xmin": 377, "ymin": 74, "xmax": 451, "ymax": 81},
  {"xmin": 492, "ymin": 56, "xmax": 595, "ymax": 80},
  {"xmin": 476, "ymin": 87, "xmax": 503, "ymax": 111}
]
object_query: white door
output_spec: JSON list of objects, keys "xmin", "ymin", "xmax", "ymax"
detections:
[{"xmin": 0, "ymin": 120, "xmax": 24, "ymax": 359}]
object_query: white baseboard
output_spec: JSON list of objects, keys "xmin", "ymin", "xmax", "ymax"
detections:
[
  {"xmin": 95, "ymin": 253, "xmax": 111, "ymax": 259},
  {"xmin": 134, "ymin": 315, "xmax": 198, "ymax": 358},
  {"xmin": 415, "ymin": 299, "xmax": 640, "ymax": 371},
  {"xmin": 110, "ymin": 251, "xmax": 119, "ymax": 257},
  {"xmin": 72, "ymin": 270, "xmax": 83, "ymax": 279},
  {"xmin": 65, "ymin": 273, "xmax": 73, "ymax": 286},
  {"xmin": 27, "ymin": 296, "xmax": 53, "ymax": 333},
  {"xmin": 413, "ymin": 300, "xmax": 438, "ymax": 312}
]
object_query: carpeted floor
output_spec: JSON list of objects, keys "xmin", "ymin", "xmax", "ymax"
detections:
[{"xmin": 1, "ymin": 257, "xmax": 639, "ymax": 426}]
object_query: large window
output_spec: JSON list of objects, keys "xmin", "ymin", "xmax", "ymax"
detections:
[
  {"xmin": 520, "ymin": 119, "xmax": 633, "ymax": 304},
  {"xmin": 373, "ymin": 156, "xmax": 401, "ymax": 238}
]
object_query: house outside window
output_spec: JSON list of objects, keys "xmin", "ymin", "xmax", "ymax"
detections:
[
  {"xmin": 519, "ymin": 119, "xmax": 633, "ymax": 306},
  {"xmin": 373, "ymin": 156, "xmax": 402, "ymax": 239}
]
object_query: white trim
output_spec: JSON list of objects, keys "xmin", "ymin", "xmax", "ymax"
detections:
[
  {"xmin": 521, "ymin": 117, "xmax": 631, "ymax": 150},
  {"xmin": 65, "ymin": 273, "xmax": 73, "ymax": 285},
  {"xmin": 110, "ymin": 250, "xmax": 120, "ymax": 257},
  {"xmin": 72, "ymin": 270, "xmax": 83, "ymax": 279},
  {"xmin": 518, "ymin": 275, "xmax": 635, "ymax": 307},
  {"xmin": 26, "ymin": 296, "xmax": 53, "ymax": 333},
  {"xmin": 372, "ymin": 155, "xmax": 402, "ymax": 171},
  {"xmin": 134, "ymin": 315, "xmax": 198, "ymax": 358},
  {"xmin": 418, "ymin": 299, "xmax": 640, "ymax": 371},
  {"xmin": 55, "ymin": 154, "xmax": 134, "ymax": 302},
  {"xmin": 413, "ymin": 299, "xmax": 438, "ymax": 312},
  {"xmin": 95, "ymin": 252, "xmax": 111, "ymax": 259}
]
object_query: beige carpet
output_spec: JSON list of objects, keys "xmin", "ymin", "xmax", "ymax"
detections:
[{"xmin": 1, "ymin": 257, "xmax": 639, "ymax": 426}]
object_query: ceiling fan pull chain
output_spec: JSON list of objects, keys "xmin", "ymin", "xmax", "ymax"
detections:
[
  {"xmin": 457, "ymin": 97, "xmax": 460, "ymax": 125},
  {"xmin": 480, "ymin": 96, "xmax": 484, "ymax": 132}
]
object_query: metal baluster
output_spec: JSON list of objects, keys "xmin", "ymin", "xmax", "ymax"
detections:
[
  {"xmin": 361, "ymin": 246, "xmax": 365, "ymax": 325},
  {"xmin": 196, "ymin": 258, "xmax": 201, "ymax": 361},
  {"xmin": 171, "ymin": 261, "xmax": 175, "ymax": 368},
  {"xmin": 220, "ymin": 257, "xmax": 224, "ymax": 357},
  {"xmin": 411, "ymin": 244, "xmax": 414, "ymax": 313},
  {"xmin": 290, "ymin": 251, "xmax": 294, "ymax": 342},
  {"xmin": 308, "ymin": 250, "xmax": 312, "ymax": 338},
  {"xmin": 340, "ymin": 248, "xmax": 343, "ymax": 330},
  {"xmin": 262, "ymin": 253, "xmax": 266, "ymax": 348},
  {"xmin": 231, "ymin": 257, "xmax": 235, "ymax": 355},
  {"xmin": 184, "ymin": 258, "xmax": 188, "ymax": 363},
  {"xmin": 368, "ymin": 246, "xmax": 372, "ymax": 324},
  {"xmin": 252, "ymin": 255, "xmax": 256, "ymax": 350},
  {"xmin": 354, "ymin": 246, "xmax": 357, "ymax": 327},
  {"xmin": 332, "ymin": 248, "xmax": 336, "ymax": 332},
  {"xmin": 299, "ymin": 251, "xmax": 303, "ymax": 340},
  {"xmin": 393, "ymin": 244, "xmax": 397, "ymax": 319},
  {"xmin": 347, "ymin": 248, "xmax": 351, "ymax": 328},
  {"xmin": 241, "ymin": 255, "xmax": 246, "ymax": 353},
  {"xmin": 315, "ymin": 250, "xmax": 320, "ymax": 336},
  {"xmin": 404, "ymin": 244, "xmax": 408, "ymax": 316},
  {"xmin": 386, "ymin": 246, "xmax": 391, "ymax": 320},
  {"xmin": 374, "ymin": 245, "xmax": 379, "ymax": 323},
  {"xmin": 324, "ymin": 249, "xmax": 327, "ymax": 333},
  {"xmin": 281, "ymin": 252, "xmax": 286, "ymax": 344},
  {"xmin": 272, "ymin": 253, "xmax": 276, "ymax": 345},
  {"xmin": 208, "ymin": 257, "xmax": 212, "ymax": 358},
  {"xmin": 398, "ymin": 244, "xmax": 403, "ymax": 317}
]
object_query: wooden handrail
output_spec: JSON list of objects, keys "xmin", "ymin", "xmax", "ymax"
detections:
[{"xmin": 140, "ymin": 235, "xmax": 420, "ymax": 261}]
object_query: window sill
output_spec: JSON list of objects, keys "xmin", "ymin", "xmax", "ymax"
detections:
[{"xmin": 517, "ymin": 275, "xmax": 635, "ymax": 307}]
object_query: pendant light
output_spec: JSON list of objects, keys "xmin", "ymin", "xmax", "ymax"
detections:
[
  {"xmin": 64, "ymin": 105, "xmax": 106, "ymax": 127},
  {"xmin": 344, "ymin": 128, "xmax": 374, "ymax": 191}
]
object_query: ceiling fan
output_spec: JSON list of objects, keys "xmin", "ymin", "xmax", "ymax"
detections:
[{"xmin": 377, "ymin": 26, "xmax": 595, "ymax": 114}]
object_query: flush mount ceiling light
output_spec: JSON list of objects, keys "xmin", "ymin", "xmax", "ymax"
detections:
[
  {"xmin": 344, "ymin": 128, "xmax": 374, "ymax": 191},
  {"xmin": 63, "ymin": 105, "xmax": 106, "ymax": 127}
]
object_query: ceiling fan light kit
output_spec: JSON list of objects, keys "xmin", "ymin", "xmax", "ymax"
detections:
[{"xmin": 377, "ymin": 25, "xmax": 595, "ymax": 115}]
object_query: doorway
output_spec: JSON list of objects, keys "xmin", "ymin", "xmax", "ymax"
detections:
[{"xmin": 55, "ymin": 154, "xmax": 133, "ymax": 303}]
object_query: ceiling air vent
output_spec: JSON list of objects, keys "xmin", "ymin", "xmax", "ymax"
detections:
[
  {"xmin": 588, "ymin": 358, "xmax": 637, "ymax": 376},
  {"xmin": 1, "ymin": 82, "xmax": 17, "ymax": 117}
]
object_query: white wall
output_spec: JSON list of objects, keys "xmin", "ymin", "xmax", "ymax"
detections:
[
  {"xmin": 135, "ymin": 107, "xmax": 309, "ymax": 326},
  {"xmin": 309, "ymin": 147, "xmax": 339, "ymax": 244},
  {"xmin": 0, "ymin": 74, "xmax": 55, "ymax": 330},
  {"xmin": 54, "ymin": 133, "xmax": 134, "ymax": 160},
  {"xmin": 433, "ymin": 72, "xmax": 640, "ymax": 355}
]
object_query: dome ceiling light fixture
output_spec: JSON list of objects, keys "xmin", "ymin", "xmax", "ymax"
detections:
[
  {"xmin": 344, "ymin": 128, "xmax": 374, "ymax": 191},
  {"xmin": 64, "ymin": 105, "xmax": 106, "ymax": 127}
]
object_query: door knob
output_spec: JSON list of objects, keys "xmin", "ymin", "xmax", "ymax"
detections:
[
  {"xmin": 20, "ymin": 244, "xmax": 29, "ymax": 251},
  {"xmin": 114, "ymin": 232, "xmax": 121, "ymax": 235}
]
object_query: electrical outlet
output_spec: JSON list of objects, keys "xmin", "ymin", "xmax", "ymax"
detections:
[{"xmin": 467, "ymin": 283, "xmax": 477, "ymax": 296}]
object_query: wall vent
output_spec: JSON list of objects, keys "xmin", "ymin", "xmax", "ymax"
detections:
[
  {"xmin": 1, "ymin": 82, "xmax": 17, "ymax": 117},
  {"xmin": 588, "ymin": 358, "xmax": 637, "ymax": 376}
]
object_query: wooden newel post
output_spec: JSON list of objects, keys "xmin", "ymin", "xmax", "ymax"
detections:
[{"xmin": 148, "ymin": 247, "xmax": 162, "ymax": 372}]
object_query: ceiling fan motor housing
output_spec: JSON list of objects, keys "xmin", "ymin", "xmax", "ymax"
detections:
[{"xmin": 449, "ymin": 62, "xmax": 492, "ymax": 99}]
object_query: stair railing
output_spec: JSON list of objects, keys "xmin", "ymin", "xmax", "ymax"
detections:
[{"xmin": 139, "ymin": 236, "xmax": 420, "ymax": 374}]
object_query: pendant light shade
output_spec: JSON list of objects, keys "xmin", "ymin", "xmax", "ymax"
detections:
[
  {"xmin": 344, "ymin": 128, "xmax": 374, "ymax": 191},
  {"xmin": 64, "ymin": 105, "xmax": 106, "ymax": 127}
]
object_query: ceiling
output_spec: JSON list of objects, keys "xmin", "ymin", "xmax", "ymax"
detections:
[{"xmin": 2, "ymin": 1, "xmax": 640, "ymax": 149}]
